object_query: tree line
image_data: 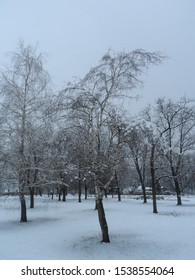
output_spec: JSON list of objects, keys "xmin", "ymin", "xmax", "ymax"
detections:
[{"xmin": 0, "ymin": 41, "xmax": 194, "ymax": 243}]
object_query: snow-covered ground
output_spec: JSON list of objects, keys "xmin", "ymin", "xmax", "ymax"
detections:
[{"xmin": 0, "ymin": 194, "xmax": 194, "ymax": 260}]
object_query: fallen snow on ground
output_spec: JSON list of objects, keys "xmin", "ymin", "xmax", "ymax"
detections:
[{"xmin": 0, "ymin": 194, "xmax": 194, "ymax": 260}]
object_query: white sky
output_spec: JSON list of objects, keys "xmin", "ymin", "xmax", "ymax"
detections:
[{"xmin": 0, "ymin": 0, "xmax": 195, "ymax": 112}]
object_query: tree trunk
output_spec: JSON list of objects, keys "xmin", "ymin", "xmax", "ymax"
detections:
[
  {"xmin": 39, "ymin": 188, "xmax": 42, "ymax": 196},
  {"xmin": 176, "ymin": 193, "xmax": 182, "ymax": 205},
  {"xmin": 84, "ymin": 181, "xmax": 88, "ymax": 199},
  {"xmin": 151, "ymin": 179, "xmax": 158, "ymax": 213},
  {"xmin": 104, "ymin": 188, "xmax": 108, "ymax": 198},
  {"xmin": 171, "ymin": 166, "xmax": 182, "ymax": 205},
  {"xmin": 19, "ymin": 169, "xmax": 27, "ymax": 222},
  {"xmin": 95, "ymin": 171, "xmax": 115, "ymax": 241},
  {"xmin": 150, "ymin": 144, "xmax": 158, "ymax": 214},
  {"xmin": 96, "ymin": 198, "xmax": 110, "ymax": 243},
  {"xmin": 78, "ymin": 170, "xmax": 82, "ymax": 203},
  {"xmin": 142, "ymin": 187, "xmax": 147, "ymax": 203},
  {"xmin": 58, "ymin": 189, "xmax": 61, "ymax": 201},
  {"xmin": 111, "ymin": 188, "xmax": 114, "ymax": 198},
  {"xmin": 174, "ymin": 179, "xmax": 182, "ymax": 205},
  {"xmin": 62, "ymin": 186, "xmax": 66, "ymax": 202},
  {"xmin": 137, "ymin": 170, "xmax": 147, "ymax": 203},
  {"xmin": 20, "ymin": 193, "xmax": 27, "ymax": 222},
  {"xmin": 30, "ymin": 189, "xmax": 34, "ymax": 208},
  {"xmin": 134, "ymin": 158, "xmax": 147, "ymax": 203},
  {"xmin": 115, "ymin": 171, "xmax": 121, "ymax": 202}
]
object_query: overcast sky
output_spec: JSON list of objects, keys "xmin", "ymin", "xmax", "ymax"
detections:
[{"xmin": 0, "ymin": 0, "xmax": 195, "ymax": 113}]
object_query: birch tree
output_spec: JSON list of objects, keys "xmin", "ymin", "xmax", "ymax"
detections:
[
  {"xmin": 0, "ymin": 41, "xmax": 50, "ymax": 222},
  {"xmin": 62, "ymin": 49, "xmax": 164, "ymax": 242}
]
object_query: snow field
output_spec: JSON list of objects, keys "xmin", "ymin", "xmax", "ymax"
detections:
[{"xmin": 0, "ymin": 195, "xmax": 194, "ymax": 260}]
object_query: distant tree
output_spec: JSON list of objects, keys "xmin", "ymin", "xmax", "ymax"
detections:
[
  {"xmin": 155, "ymin": 97, "xmax": 195, "ymax": 205},
  {"xmin": 126, "ymin": 122, "xmax": 150, "ymax": 203},
  {"xmin": 128, "ymin": 116, "xmax": 160, "ymax": 213},
  {"xmin": 149, "ymin": 135, "xmax": 158, "ymax": 213}
]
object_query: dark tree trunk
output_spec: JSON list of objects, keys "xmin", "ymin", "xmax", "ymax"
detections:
[
  {"xmin": 137, "ymin": 170, "xmax": 147, "ymax": 203},
  {"xmin": 115, "ymin": 171, "xmax": 121, "ymax": 202},
  {"xmin": 176, "ymin": 193, "xmax": 182, "ymax": 205},
  {"xmin": 104, "ymin": 188, "xmax": 108, "ymax": 198},
  {"xmin": 150, "ymin": 144, "xmax": 158, "ymax": 214},
  {"xmin": 58, "ymin": 189, "xmax": 61, "ymax": 201},
  {"xmin": 117, "ymin": 187, "xmax": 121, "ymax": 201},
  {"xmin": 96, "ymin": 198, "xmax": 110, "ymax": 243},
  {"xmin": 19, "ymin": 170, "xmax": 27, "ymax": 222},
  {"xmin": 27, "ymin": 171, "xmax": 34, "ymax": 209},
  {"xmin": 134, "ymin": 158, "xmax": 147, "ymax": 203},
  {"xmin": 78, "ymin": 170, "xmax": 82, "ymax": 203},
  {"xmin": 142, "ymin": 185, "xmax": 147, "ymax": 203},
  {"xmin": 175, "ymin": 179, "xmax": 182, "ymax": 205},
  {"xmin": 39, "ymin": 188, "xmax": 42, "ymax": 196},
  {"xmin": 62, "ymin": 186, "xmax": 66, "ymax": 202},
  {"xmin": 29, "ymin": 188, "xmax": 34, "ymax": 208},
  {"xmin": 20, "ymin": 193, "xmax": 27, "ymax": 222},
  {"xmin": 59, "ymin": 173, "xmax": 68, "ymax": 201},
  {"xmin": 169, "ymin": 147, "xmax": 183, "ymax": 205},
  {"xmin": 151, "ymin": 178, "xmax": 158, "ymax": 213},
  {"xmin": 156, "ymin": 180, "xmax": 162, "ymax": 194},
  {"xmin": 84, "ymin": 181, "xmax": 88, "ymax": 199}
]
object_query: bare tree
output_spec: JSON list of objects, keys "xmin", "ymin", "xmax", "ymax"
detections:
[
  {"xmin": 155, "ymin": 97, "xmax": 195, "ymax": 205},
  {"xmin": 0, "ymin": 41, "xmax": 50, "ymax": 222},
  {"xmin": 62, "ymin": 49, "xmax": 164, "ymax": 242},
  {"xmin": 127, "ymin": 115, "xmax": 161, "ymax": 213},
  {"xmin": 126, "ymin": 122, "xmax": 150, "ymax": 203}
]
